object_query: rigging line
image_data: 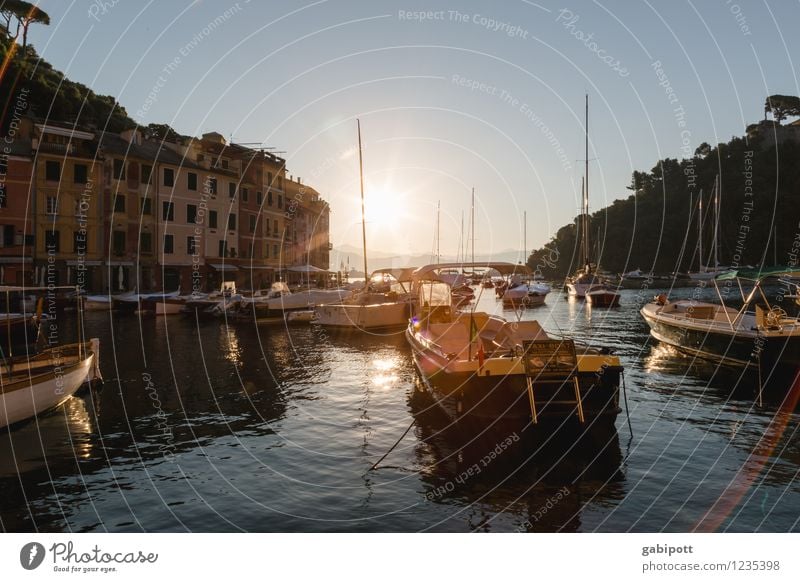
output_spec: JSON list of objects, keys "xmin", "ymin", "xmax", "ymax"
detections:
[{"xmin": 368, "ymin": 417, "xmax": 417, "ymax": 472}]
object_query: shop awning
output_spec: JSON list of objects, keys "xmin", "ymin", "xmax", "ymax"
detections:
[{"xmin": 209, "ymin": 263, "xmax": 239, "ymax": 272}]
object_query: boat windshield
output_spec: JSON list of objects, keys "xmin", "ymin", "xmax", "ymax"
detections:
[{"xmin": 419, "ymin": 281, "xmax": 451, "ymax": 307}]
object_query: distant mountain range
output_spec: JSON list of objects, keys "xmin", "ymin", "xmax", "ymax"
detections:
[{"xmin": 330, "ymin": 244, "xmax": 529, "ymax": 273}]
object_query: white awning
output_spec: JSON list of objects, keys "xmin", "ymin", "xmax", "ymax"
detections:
[
  {"xmin": 208, "ymin": 263, "xmax": 239, "ymax": 271},
  {"xmin": 286, "ymin": 264, "xmax": 329, "ymax": 273}
]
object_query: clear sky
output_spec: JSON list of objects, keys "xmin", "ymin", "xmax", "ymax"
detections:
[{"xmin": 27, "ymin": 0, "xmax": 800, "ymax": 258}]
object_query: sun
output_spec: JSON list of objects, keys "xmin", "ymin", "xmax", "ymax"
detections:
[{"xmin": 363, "ymin": 183, "xmax": 407, "ymax": 228}]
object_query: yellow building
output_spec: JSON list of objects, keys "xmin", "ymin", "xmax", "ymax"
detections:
[{"xmin": 32, "ymin": 123, "xmax": 104, "ymax": 290}]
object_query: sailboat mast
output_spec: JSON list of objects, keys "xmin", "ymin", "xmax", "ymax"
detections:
[
  {"xmin": 357, "ymin": 119, "xmax": 369, "ymax": 286},
  {"xmin": 713, "ymin": 175, "xmax": 720, "ymax": 268},
  {"xmin": 471, "ymin": 187, "xmax": 475, "ymax": 265},
  {"xmin": 436, "ymin": 200, "xmax": 441, "ymax": 264},
  {"xmin": 698, "ymin": 190, "xmax": 704, "ymax": 271},
  {"xmin": 524, "ymin": 210, "xmax": 527, "ymax": 261},
  {"xmin": 460, "ymin": 211, "xmax": 464, "ymax": 264},
  {"xmin": 584, "ymin": 93, "xmax": 591, "ymax": 271}
]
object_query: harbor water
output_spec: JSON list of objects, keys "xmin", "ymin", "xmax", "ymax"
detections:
[{"xmin": 2, "ymin": 286, "xmax": 799, "ymax": 532}]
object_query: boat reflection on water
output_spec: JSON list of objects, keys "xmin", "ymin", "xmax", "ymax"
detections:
[
  {"xmin": 0, "ymin": 388, "xmax": 101, "ymax": 531},
  {"xmin": 644, "ymin": 342, "xmax": 800, "ymax": 404},
  {"xmin": 407, "ymin": 383, "xmax": 625, "ymax": 532}
]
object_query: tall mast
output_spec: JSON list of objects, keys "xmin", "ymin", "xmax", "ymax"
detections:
[
  {"xmin": 460, "ymin": 210, "xmax": 464, "ymax": 263},
  {"xmin": 713, "ymin": 175, "xmax": 720, "ymax": 268},
  {"xmin": 471, "ymin": 187, "xmax": 475, "ymax": 265},
  {"xmin": 584, "ymin": 93, "xmax": 591, "ymax": 271},
  {"xmin": 698, "ymin": 190, "xmax": 704, "ymax": 271},
  {"xmin": 436, "ymin": 200, "xmax": 441, "ymax": 264},
  {"xmin": 524, "ymin": 210, "xmax": 527, "ymax": 261},
  {"xmin": 357, "ymin": 119, "xmax": 368, "ymax": 286}
]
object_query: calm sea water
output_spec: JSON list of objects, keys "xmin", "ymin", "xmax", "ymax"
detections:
[{"xmin": 2, "ymin": 286, "xmax": 799, "ymax": 532}]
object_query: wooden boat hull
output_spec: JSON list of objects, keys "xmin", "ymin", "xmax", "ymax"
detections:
[
  {"xmin": 586, "ymin": 291, "xmax": 620, "ymax": 307},
  {"xmin": 406, "ymin": 328, "xmax": 622, "ymax": 436},
  {"xmin": 0, "ymin": 343, "xmax": 99, "ymax": 429}
]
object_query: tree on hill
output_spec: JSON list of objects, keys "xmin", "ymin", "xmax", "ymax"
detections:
[
  {"xmin": 0, "ymin": 37, "xmax": 136, "ymax": 133},
  {"xmin": 529, "ymin": 132, "xmax": 800, "ymax": 277},
  {"xmin": 764, "ymin": 94, "xmax": 800, "ymax": 123},
  {"xmin": 0, "ymin": 0, "xmax": 49, "ymax": 53},
  {"xmin": 143, "ymin": 123, "xmax": 184, "ymax": 142}
]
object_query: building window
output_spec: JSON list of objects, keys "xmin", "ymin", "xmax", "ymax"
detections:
[
  {"xmin": 257, "ymin": 191, "xmax": 263, "ymax": 205},
  {"xmin": 2, "ymin": 225, "xmax": 14, "ymax": 247},
  {"xmin": 267, "ymin": 172, "xmax": 273, "ymax": 186},
  {"xmin": 209, "ymin": 210, "xmax": 218, "ymax": 229},
  {"xmin": 73, "ymin": 164, "xmax": 88, "ymax": 184},
  {"xmin": 278, "ymin": 195, "xmax": 283, "ymax": 209},
  {"xmin": 273, "ymin": 244, "xmax": 278, "ymax": 258},
  {"xmin": 228, "ymin": 214, "xmax": 236, "ymax": 231},
  {"xmin": 206, "ymin": 177, "xmax": 217, "ymax": 195},
  {"xmin": 187, "ymin": 236, "xmax": 197, "ymax": 255},
  {"xmin": 162, "ymin": 201, "xmax": 174, "ymax": 221},
  {"xmin": 218, "ymin": 240, "xmax": 227, "ymax": 258},
  {"xmin": 45, "ymin": 160, "xmax": 60, "ymax": 181},
  {"xmin": 142, "ymin": 164, "xmax": 152, "ymax": 184},
  {"xmin": 141, "ymin": 197, "xmax": 152, "ymax": 215},
  {"xmin": 187, "ymin": 204, "xmax": 197, "ymax": 224},
  {"xmin": 114, "ymin": 195, "xmax": 125, "ymax": 213},
  {"xmin": 163, "ymin": 234, "xmax": 174, "ymax": 254},
  {"xmin": 268, "ymin": 191, "xmax": 273, "ymax": 206},
  {"xmin": 46, "ymin": 196, "xmax": 58, "ymax": 215},
  {"xmin": 113, "ymin": 159, "xmax": 125, "ymax": 180},
  {"xmin": 274, "ymin": 220, "xmax": 279, "ymax": 236},
  {"xmin": 242, "ymin": 188, "xmax": 248, "ymax": 202},
  {"xmin": 278, "ymin": 177, "xmax": 283, "ymax": 190},
  {"xmin": 222, "ymin": 159, "xmax": 229, "ymax": 170},
  {"xmin": 112, "ymin": 231, "xmax": 126, "ymax": 255},
  {"xmin": 249, "ymin": 214, "xmax": 256, "ymax": 233},
  {"xmin": 264, "ymin": 217, "xmax": 270, "ymax": 234},
  {"xmin": 164, "ymin": 168, "xmax": 174, "ymax": 187},
  {"xmin": 188, "ymin": 172, "xmax": 198, "ymax": 191},
  {"xmin": 229, "ymin": 182, "xmax": 236, "ymax": 198},
  {"xmin": 45, "ymin": 230, "xmax": 60, "ymax": 251},
  {"xmin": 140, "ymin": 232, "xmax": 152, "ymax": 253}
]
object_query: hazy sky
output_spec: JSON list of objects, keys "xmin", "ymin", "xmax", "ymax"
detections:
[{"xmin": 28, "ymin": 0, "xmax": 800, "ymax": 260}]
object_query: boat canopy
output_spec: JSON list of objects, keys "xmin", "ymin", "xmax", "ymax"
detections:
[
  {"xmin": 287, "ymin": 265, "xmax": 330, "ymax": 273},
  {"xmin": 412, "ymin": 262, "xmax": 530, "ymax": 281},
  {"xmin": 370, "ymin": 267, "xmax": 416, "ymax": 282},
  {"xmin": 721, "ymin": 267, "xmax": 800, "ymax": 281}
]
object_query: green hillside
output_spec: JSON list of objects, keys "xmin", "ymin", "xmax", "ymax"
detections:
[
  {"xmin": 1, "ymin": 34, "xmax": 135, "ymax": 133},
  {"xmin": 528, "ymin": 124, "xmax": 800, "ymax": 277}
]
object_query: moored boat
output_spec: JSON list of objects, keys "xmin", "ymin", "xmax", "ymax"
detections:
[
  {"xmin": 314, "ymin": 268, "xmax": 416, "ymax": 331},
  {"xmin": 406, "ymin": 262, "xmax": 624, "ymax": 438},
  {"xmin": 0, "ymin": 339, "xmax": 102, "ymax": 429},
  {"xmin": 586, "ymin": 288, "xmax": 620, "ymax": 308},
  {"xmin": 641, "ymin": 269, "xmax": 800, "ymax": 371}
]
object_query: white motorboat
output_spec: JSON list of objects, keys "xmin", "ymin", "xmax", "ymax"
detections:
[
  {"xmin": 641, "ymin": 269, "xmax": 800, "ymax": 372},
  {"xmin": 502, "ymin": 275, "xmax": 551, "ymax": 307},
  {"xmin": 314, "ymin": 268, "xmax": 416, "ymax": 331}
]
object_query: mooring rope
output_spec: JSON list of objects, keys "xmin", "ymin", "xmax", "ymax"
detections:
[{"xmin": 369, "ymin": 417, "xmax": 417, "ymax": 471}]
